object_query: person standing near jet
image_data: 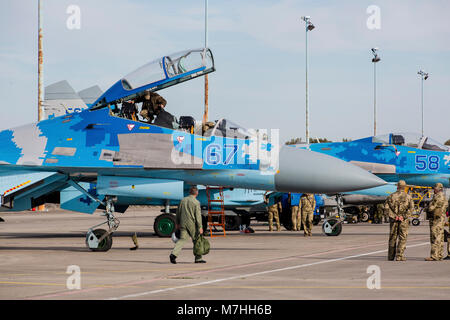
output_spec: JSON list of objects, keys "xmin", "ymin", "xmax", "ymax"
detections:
[
  {"xmin": 290, "ymin": 193, "xmax": 301, "ymax": 231},
  {"xmin": 385, "ymin": 180, "xmax": 414, "ymax": 261},
  {"xmin": 265, "ymin": 192, "xmax": 281, "ymax": 232},
  {"xmin": 374, "ymin": 203, "xmax": 384, "ymax": 224},
  {"xmin": 300, "ymin": 193, "xmax": 316, "ymax": 237},
  {"xmin": 425, "ymin": 183, "xmax": 448, "ymax": 261},
  {"xmin": 170, "ymin": 186, "xmax": 206, "ymax": 264}
]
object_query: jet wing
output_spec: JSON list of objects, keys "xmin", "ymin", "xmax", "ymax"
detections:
[
  {"xmin": 91, "ymin": 48, "xmax": 215, "ymax": 109},
  {"xmin": 0, "ymin": 170, "xmax": 67, "ymax": 211}
]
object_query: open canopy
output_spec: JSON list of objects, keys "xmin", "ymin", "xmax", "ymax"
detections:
[
  {"xmin": 91, "ymin": 48, "xmax": 215, "ymax": 109},
  {"xmin": 372, "ymin": 133, "xmax": 449, "ymax": 152}
]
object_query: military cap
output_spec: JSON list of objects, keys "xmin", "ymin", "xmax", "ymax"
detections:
[
  {"xmin": 434, "ymin": 183, "xmax": 443, "ymax": 190},
  {"xmin": 397, "ymin": 180, "xmax": 406, "ymax": 187}
]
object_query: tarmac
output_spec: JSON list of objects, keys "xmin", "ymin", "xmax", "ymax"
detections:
[{"xmin": 0, "ymin": 207, "xmax": 449, "ymax": 300}]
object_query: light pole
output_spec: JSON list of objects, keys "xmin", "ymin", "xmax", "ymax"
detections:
[
  {"xmin": 417, "ymin": 70, "xmax": 429, "ymax": 137},
  {"xmin": 301, "ymin": 16, "xmax": 315, "ymax": 144},
  {"xmin": 371, "ymin": 48, "xmax": 380, "ymax": 136},
  {"xmin": 202, "ymin": 0, "xmax": 209, "ymax": 127},
  {"xmin": 38, "ymin": 0, "xmax": 44, "ymax": 122}
]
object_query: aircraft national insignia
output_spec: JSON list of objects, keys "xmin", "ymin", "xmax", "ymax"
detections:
[
  {"xmin": 127, "ymin": 124, "xmax": 135, "ymax": 131},
  {"xmin": 176, "ymin": 136, "xmax": 185, "ymax": 143}
]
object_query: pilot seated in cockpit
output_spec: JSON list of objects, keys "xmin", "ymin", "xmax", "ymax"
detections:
[{"xmin": 137, "ymin": 90, "xmax": 177, "ymax": 129}]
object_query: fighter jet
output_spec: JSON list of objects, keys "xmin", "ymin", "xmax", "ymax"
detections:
[
  {"xmin": 300, "ymin": 132, "xmax": 450, "ymax": 187},
  {"xmin": 0, "ymin": 48, "xmax": 385, "ymax": 251}
]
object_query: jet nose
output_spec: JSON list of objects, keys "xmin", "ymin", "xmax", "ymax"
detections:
[{"xmin": 274, "ymin": 146, "xmax": 386, "ymax": 193}]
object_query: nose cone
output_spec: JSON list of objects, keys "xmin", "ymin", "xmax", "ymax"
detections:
[{"xmin": 275, "ymin": 146, "xmax": 386, "ymax": 193}]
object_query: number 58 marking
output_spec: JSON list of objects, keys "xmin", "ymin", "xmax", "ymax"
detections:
[{"xmin": 415, "ymin": 155, "xmax": 439, "ymax": 171}]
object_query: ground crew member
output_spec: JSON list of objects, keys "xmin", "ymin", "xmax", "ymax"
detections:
[
  {"xmin": 300, "ymin": 193, "xmax": 316, "ymax": 237},
  {"xmin": 374, "ymin": 203, "xmax": 384, "ymax": 224},
  {"xmin": 385, "ymin": 180, "xmax": 414, "ymax": 261},
  {"xmin": 170, "ymin": 186, "xmax": 206, "ymax": 264},
  {"xmin": 290, "ymin": 193, "xmax": 301, "ymax": 231},
  {"xmin": 265, "ymin": 192, "xmax": 281, "ymax": 232},
  {"xmin": 425, "ymin": 183, "xmax": 448, "ymax": 261},
  {"xmin": 446, "ymin": 197, "xmax": 450, "ymax": 260}
]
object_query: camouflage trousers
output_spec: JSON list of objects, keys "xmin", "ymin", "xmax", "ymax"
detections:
[
  {"xmin": 301, "ymin": 210, "xmax": 314, "ymax": 236},
  {"xmin": 268, "ymin": 208, "xmax": 280, "ymax": 231},
  {"xmin": 388, "ymin": 220, "xmax": 409, "ymax": 260},
  {"xmin": 291, "ymin": 206, "xmax": 300, "ymax": 231},
  {"xmin": 429, "ymin": 215, "xmax": 445, "ymax": 260}
]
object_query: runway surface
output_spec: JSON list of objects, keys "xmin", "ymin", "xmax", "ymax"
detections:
[{"xmin": 0, "ymin": 208, "xmax": 448, "ymax": 300}]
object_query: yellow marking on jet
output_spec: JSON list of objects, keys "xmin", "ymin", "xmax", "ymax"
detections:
[
  {"xmin": 408, "ymin": 151, "xmax": 416, "ymax": 154},
  {"xmin": 139, "ymin": 126, "xmax": 150, "ymax": 130}
]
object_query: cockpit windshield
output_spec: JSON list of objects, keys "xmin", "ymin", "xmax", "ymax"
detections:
[
  {"xmin": 373, "ymin": 133, "xmax": 449, "ymax": 152},
  {"xmin": 207, "ymin": 119, "xmax": 253, "ymax": 139}
]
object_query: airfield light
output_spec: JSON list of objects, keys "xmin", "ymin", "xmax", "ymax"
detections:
[
  {"xmin": 301, "ymin": 16, "xmax": 315, "ymax": 144},
  {"xmin": 371, "ymin": 48, "xmax": 381, "ymax": 136},
  {"xmin": 418, "ymin": 70, "xmax": 429, "ymax": 137}
]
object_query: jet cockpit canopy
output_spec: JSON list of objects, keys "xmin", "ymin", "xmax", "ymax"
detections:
[
  {"xmin": 373, "ymin": 133, "xmax": 449, "ymax": 152},
  {"xmin": 91, "ymin": 48, "xmax": 215, "ymax": 109}
]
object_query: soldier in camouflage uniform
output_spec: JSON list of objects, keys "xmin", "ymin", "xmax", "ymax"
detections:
[
  {"xmin": 300, "ymin": 193, "xmax": 316, "ymax": 237},
  {"xmin": 290, "ymin": 193, "xmax": 301, "ymax": 231},
  {"xmin": 425, "ymin": 183, "xmax": 448, "ymax": 261},
  {"xmin": 265, "ymin": 193, "xmax": 281, "ymax": 232},
  {"xmin": 385, "ymin": 180, "xmax": 414, "ymax": 261},
  {"xmin": 374, "ymin": 203, "xmax": 384, "ymax": 224},
  {"xmin": 446, "ymin": 197, "xmax": 450, "ymax": 260}
]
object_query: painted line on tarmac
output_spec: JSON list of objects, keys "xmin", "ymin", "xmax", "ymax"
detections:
[
  {"xmin": 26, "ymin": 237, "xmax": 428, "ymax": 299},
  {"xmin": 123, "ymin": 236, "xmax": 429, "ymax": 287},
  {"xmin": 108, "ymin": 242, "xmax": 429, "ymax": 300}
]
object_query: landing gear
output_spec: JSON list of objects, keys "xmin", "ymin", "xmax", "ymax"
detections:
[
  {"xmin": 86, "ymin": 196, "xmax": 119, "ymax": 252},
  {"xmin": 0, "ymin": 217, "xmax": 4, "ymax": 222},
  {"xmin": 322, "ymin": 194, "xmax": 344, "ymax": 237},
  {"xmin": 322, "ymin": 218, "xmax": 343, "ymax": 236},
  {"xmin": 411, "ymin": 218, "xmax": 420, "ymax": 226},
  {"xmin": 154, "ymin": 213, "xmax": 176, "ymax": 237}
]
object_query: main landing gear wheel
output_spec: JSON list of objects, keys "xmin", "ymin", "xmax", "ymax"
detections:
[
  {"xmin": 154, "ymin": 213, "xmax": 176, "ymax": 237},
  {"xmin": 360, "ymin": 212, "xmax": 369, "ymax": 222},
  {"xmin": 86, "ymin": 229, "xmax": 113, "ymax": 252},
  {"xmin": 412, "ymin": 218, "xmax": 420, "ymax": 226},
  {"xmin": 322, "ymin": 219, "xmax": 343, "ymax": 236}
]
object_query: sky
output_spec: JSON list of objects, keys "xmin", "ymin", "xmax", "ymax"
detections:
[{"xmin": 1, "ymin": 0, "xmax": 449, "ymax": 144}]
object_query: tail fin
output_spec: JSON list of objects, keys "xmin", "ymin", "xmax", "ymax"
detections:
[{"xmin": 43, "ymin": 80, "xmax": 88, "ymax": 119}]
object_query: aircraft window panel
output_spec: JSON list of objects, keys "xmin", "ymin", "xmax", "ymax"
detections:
[
  {"xmin": 421, "ymin": 137, "xmax": 449, "ymax": 152},
  {"xmin": 164, "ymin": 49, "xmax": 209, "ymax": 79},
  {"xmin": 122, "ymin": 58, "xmax": 166, "ymax": 90}
]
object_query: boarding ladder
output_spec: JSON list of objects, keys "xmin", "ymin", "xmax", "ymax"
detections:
[{"xmin": 206, "ymin": 186, "xmax": 226, "ymax": 238}]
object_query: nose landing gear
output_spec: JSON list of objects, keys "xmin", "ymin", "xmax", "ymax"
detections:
[
  {"xmin": 322, "ymin": 194, "xmax": 344, "ymax": 237},
  {"xmin": 86, "ymin": 196, "xmax": 120, "ymax": 252}
]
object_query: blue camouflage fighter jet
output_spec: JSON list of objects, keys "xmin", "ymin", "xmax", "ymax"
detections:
[
  {"xmin": 300, "ymin": 133, "xmax": 450, "ymax": 188},
  {"xmin": 0, "ymin": 48, "xmax": 385, "ymax": 251}
]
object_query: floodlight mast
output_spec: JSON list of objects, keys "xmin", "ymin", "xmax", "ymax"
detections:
[
  {"xmin": 203, "ymin": 0, "xmax": 209, "ymax": 127},
  {"xmin": 371, "ymin": 48, "xmax": 380, "ymax": 136},
  {"xmin": 301, "ymin": 16, "xmax": 315, "ymax": 144},
  {"xmin": 418, "ymin": 69, "xmax": 429, "ymax": 137}
]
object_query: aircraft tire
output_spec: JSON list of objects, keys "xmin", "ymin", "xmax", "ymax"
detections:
[
  {"xmin": 322, "ymin": 219, "xmax": 342, "ymax": 236},
  {"xmin": 412, "ymin": 218, "xmax": 420, "ymax": 226},
  {"xmin": 0, "ymin": 217, "xmax": 4, "ymax": 222},
  {"xmin": 154, "ymin": 213, "xmax": 176, "ymax": 237},
  {"xmin": 225, "ymin": 215, "xmax": 241, "ymax": 231},
  {"xmin": 86, "ymin": 229, "xmax": 113, "ymax": 252},
  {"xmin": 360, "ymin": 212, "xmax": 369, "ymax": 222}
]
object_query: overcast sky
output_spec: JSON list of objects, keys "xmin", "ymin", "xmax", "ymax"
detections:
[{"xmin": 1, "ymin": 0, "xmax": 449, "ymax": 144}]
